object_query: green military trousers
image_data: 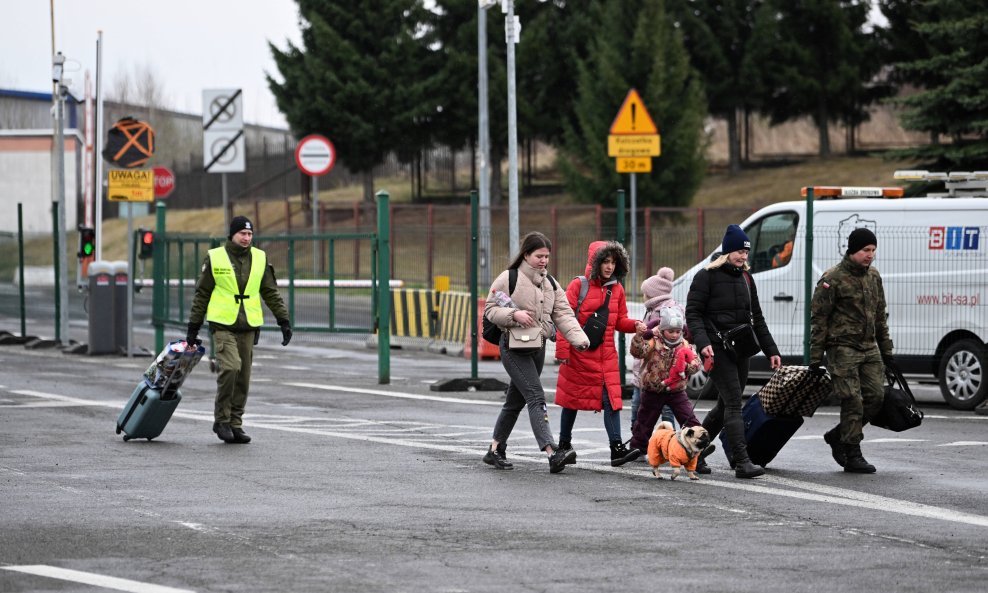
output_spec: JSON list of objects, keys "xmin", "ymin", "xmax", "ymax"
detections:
[
  {"xmin": 826, "ymin": 345, "xmax": 885, "ymax": 445},
  {"xmin": 212, "ymin": 328, "xmax": 255, "ymax": 427}
]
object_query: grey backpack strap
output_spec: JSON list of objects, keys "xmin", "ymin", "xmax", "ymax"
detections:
[{"xmin": 574, "ymin": 275, "xmax": 590, "ymax": 315}]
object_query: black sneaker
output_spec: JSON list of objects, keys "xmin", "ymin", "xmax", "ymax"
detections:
[
  {"xmin": 549, "ymin": 448, "xmax": 576, "ymax": 473},
  {"xmin": 213, "ymin": 422, "xmax": 235, "ymax": 443},
  {"xmin": 557, "ymin": 439, "xmax": 577, "ymax": 465},
  {"xmin": 231, "ymin": 427, "xmax": 252, "ymax": 444},
  {"xmin": 483, "ymin": 447, "xmax": 513, "ymax": 470}
]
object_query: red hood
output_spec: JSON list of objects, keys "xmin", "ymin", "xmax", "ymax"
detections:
[{"xmin": 585, "ymin": 241, "xmax": 607, "ymax": 277}]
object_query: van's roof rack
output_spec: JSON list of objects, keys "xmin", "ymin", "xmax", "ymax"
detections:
[
  {"xmin": 800, "ymin": 186, "xmax": 904, "ymax": 199},
  {"xmin": 893, "ymin": 170, "xmax": 988, "ymax": 197}
]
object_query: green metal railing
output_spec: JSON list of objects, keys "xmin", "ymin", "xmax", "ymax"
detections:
[{"xmin": 150, "ymin": 194, "xmax": 393, "ymax": 383}]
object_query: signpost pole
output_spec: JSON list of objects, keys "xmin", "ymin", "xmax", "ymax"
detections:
[
  {"xmin": 630, "ymin": 172, "xmax": 637, "ymax": 293},
  {"xmin": 312, "ymin": 174, "xmax": 318, "ymax": 278},
  {"xmin": 221, "ymin": 173, "xmax": 230, "ymax": 232},
  {"xmin": 126, "ymin": 203, "xmax": 134, "ymax": 357}
]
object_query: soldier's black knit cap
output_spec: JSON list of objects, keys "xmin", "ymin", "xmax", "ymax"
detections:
[{"xmin": 847, "ymin": 227, "xmax": 877, "ymax": 255}]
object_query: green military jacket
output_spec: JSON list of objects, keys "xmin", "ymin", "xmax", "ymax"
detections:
[
  {"xmin": 809, "ymin": 254, "xmax": 893, "ymax": 363},
  {"xmin": 188, "ymin": 241, "xmax": 289, "ymax": 333}
]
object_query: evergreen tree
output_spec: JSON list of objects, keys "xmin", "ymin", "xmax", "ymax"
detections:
[
  {"xmin": 745, "ymin": 0, "xmax": 878, "ymax": 157},
  {"xmin": 560, "ymin": 0, "xmax": 707, "ymax": 207},
  {"xmin": 884, "ymin": 0, "xmax": 988, "ymax": 165},
  {"xmin": 673, "ymin": 0, "xmax": 765, "ymax": 174},
  {"xmin": 267, "ymin": 0, "xmax": 432, "ymax": 201}
]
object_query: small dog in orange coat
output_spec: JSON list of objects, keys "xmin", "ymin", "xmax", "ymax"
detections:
[{"xmin": 647, "ymin": 421, "xmax": 711, "ymax": 481}]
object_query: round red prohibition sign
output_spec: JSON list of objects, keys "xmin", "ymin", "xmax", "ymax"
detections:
[
  {"xmin": 152, "ymin": 166, "xmax": 176, "ymax": 198},
  {"xmin": 295, "ymin": 134, "xmax": 336, "ymax": 176}
]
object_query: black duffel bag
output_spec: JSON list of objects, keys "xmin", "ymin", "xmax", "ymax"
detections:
[{"xmin": 871, "ymin": 362, "xmax": 924, "ymax": 432}]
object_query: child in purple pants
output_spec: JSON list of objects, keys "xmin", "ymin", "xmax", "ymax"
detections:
[{"xmin": 629, "ymin": 306, "xmax": 703, "ymax": 452}]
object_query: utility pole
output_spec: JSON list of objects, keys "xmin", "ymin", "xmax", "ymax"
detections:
[{"xmin": 52, "ymin": 52, "xmax": 70, "ymax": 344}]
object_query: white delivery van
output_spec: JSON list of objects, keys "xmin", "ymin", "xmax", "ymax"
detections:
[{"xmin": 671, "ymin": 171, "xmax": 988, "ymax": 410}]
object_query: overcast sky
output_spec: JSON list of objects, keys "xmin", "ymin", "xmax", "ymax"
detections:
[{"xmin": 0, "ymin": 0, "xmax": 303, "ymax": 128}]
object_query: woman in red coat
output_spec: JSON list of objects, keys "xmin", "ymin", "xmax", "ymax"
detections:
[{"xmin": 556, "ymin": 241, "xmax": 645, "ymax": 466}]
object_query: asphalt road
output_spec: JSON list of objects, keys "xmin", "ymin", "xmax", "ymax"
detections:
[{"xmin": 1, "ymin": 320, "xmax": 985, "ymax": 593}]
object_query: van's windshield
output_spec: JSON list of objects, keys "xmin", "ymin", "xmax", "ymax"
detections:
[{"xmin": 745, "ymin": 212, "xmax": 799, "ymax": 273}]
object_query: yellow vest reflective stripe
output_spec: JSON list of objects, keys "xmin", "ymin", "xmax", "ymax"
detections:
[{"xmin": 205, "ymin": 246, "xmax": 266, "ymax": 327}]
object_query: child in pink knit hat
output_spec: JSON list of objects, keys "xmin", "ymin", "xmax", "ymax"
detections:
[{"xmin": 630, "ymin": 268, "xmax": 678, "ymax": 430}]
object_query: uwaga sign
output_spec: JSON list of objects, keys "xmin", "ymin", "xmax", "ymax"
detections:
[{"xmin": 108, "ymin": 169, "xmax": 154, "ymax": 202}]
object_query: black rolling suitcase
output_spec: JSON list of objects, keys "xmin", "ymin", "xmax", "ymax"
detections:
[
  {"xmin": 116, "ymin": 340, "xmax": 205, "ymax": 441},
  {"xmin": 721, "ymin": 394, "xmax": 804, "ymax": 467}
]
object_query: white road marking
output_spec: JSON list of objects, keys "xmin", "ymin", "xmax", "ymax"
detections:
[
  {"xmin": 865, "ymin": 438, "xmax": 928, "ymax": 443},
  {"xmin": 287, "ymin": 382, "xmax": 503, "ymax": 406},
  {"xmin": 8, "ymin": 387, "xmax": 988, "ymax": 528},
  {"xmin": 1, "ymin": 565, "xmax": 195, "ymax": 593},
  {"xmin": 938, "ymin": 441, "xmax": 988, "ymax": 447}
]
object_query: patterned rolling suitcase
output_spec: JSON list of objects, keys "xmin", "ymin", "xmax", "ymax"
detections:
[
  {"xmin": 115, "ymin": 340, "xmax": 205, "ymax": 441},
  {"xmin": 721, "ymin": 394, "xmax": 804, "ymax": 467}
]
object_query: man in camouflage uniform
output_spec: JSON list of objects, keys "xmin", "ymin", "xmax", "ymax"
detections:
[
  {"xmin": 186, "ymin": 216, "xmax": 292, "ymax": 444},
  {"xmin": 809, "ymin": 228, "xmax": 893, "ymax": 473}
]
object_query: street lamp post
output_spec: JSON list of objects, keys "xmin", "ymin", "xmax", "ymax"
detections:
[
  {"xmin": 52, "ymin": 51, "xmax": 70, "ymax": 345},
  {"xmin": 481, "ymin": 0, "xmax": 543, "ymax": 259}
]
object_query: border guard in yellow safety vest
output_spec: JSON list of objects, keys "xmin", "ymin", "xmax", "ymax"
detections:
[{"xmin": 186, "ymin": 216, "xmax": 292, "ymax": 444}]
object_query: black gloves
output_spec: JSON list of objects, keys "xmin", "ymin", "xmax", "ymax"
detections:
[
  {"xmin": 882, "ymin": 353, "xmax": 895, "ymax": 367},
  {"xmin": 808, "ymin": 362, "xmax": 827, "ymax": 376},
  {"xmin": 186, "ymin": 323, "xmax": 200, "ymax": 346},
  {"xmin": 278, "ymin": 320, "xmax": 293, "ymax": 346}
]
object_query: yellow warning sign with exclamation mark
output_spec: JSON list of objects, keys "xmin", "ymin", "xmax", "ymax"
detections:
[
  {"xmin": 609, "ymin": 89, "xmax": 658, "ymax": 135},
  {"xmin": 607, "ymin": 89, "xmax": 660, "ymax": 160}
]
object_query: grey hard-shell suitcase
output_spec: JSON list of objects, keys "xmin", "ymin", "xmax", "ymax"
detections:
[
  {"xmin": 115, "ymin": 383, "xmax": 182, "ymax": 441},
  {"xmin": 115, "ymin": 340, "xmax": 205, "ymax": 441}
]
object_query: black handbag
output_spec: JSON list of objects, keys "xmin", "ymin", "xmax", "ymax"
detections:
[
  {"xmin": 871, "ymin": 362, "xmax": 924, "ymax": 432},
  {"xmin": 581, "ymin": 289, "xmax": 611, "ymax": 350},
  {"xmin": 719, "ymin": 324, "xmax": 760, "ymax": 359}
]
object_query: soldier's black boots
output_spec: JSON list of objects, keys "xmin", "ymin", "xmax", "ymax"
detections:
[
  {"xmin": 610, "ymin": 441, "xmax": 641, "ymax": 467},
  {"xmin": 557, "ymin": 439, "xmax": 577, "ymax": 465},
  {"xmin": 231, "ymin": 427, "xmax": 251, "ymax": 444},
  {"xmin": 843, "ymin": 444, "xmax": 876, "ymax": 473},
  {"xmin": 213, "ymin": 422, "xmax": 235, "ymax": 443},
  {"xmin": 823, "ymin": 426, "xmax": 846, "ymax": 467},
  {"xmin": 734, "ymin": 459, "xmax": 765, "ymax": 479}
]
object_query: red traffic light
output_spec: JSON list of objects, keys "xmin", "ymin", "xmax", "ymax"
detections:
[{"xmin": 138, "ymin": 229, "xmax": 155, "ymax": 260}]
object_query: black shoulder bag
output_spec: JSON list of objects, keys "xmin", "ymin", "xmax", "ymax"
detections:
[
  {"xmin": 581, "ymin": 288, "xmax": 611, "ymax": 350},
  {"xmin": 718, "ymin": 271, "xmax": 760, "ymax": 360},
  {"xmin": 871, "ymin": 361, "xmax": 924, "ymax": 432}
]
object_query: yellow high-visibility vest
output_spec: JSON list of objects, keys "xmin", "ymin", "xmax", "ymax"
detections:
[{"xmin": 205, "ymin": 246, "xmax": 266, "ymax": 327}]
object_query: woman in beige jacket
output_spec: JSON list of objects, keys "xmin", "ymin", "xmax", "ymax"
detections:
[{"xmin": 483, "ymin": 232, "xmax": 590, "ymax": 473}]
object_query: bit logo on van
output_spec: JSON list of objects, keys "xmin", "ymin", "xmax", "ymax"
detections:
[{"xmin": 929, "ymin": 227, "xmax": 980, "ymax": 251}]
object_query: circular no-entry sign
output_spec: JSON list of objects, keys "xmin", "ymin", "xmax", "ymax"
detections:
[
  {"xmin": 153, "ymin": 165, "xmax": 176, "ymax": 198},
  {"xmin": 295, "ymin": 134, "xmax": 336, "ymax": 176}
]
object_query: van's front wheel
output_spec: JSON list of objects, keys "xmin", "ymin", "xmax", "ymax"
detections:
[{"xmin": 938, "ymin": 339, "xmax": 987, "ymax": 410}]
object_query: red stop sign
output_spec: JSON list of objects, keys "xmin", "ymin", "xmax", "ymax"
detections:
[{"xmin": 153, "ymin": 166, "xmax": 176, "ymax": 198}]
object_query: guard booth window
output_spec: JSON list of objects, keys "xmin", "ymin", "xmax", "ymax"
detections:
[{"xmin": 745, "ymin": 212, "xmax": 798, "ymax": 274}]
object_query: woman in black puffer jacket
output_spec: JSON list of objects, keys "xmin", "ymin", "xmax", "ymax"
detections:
[{"xmin": 686, "ymin": 225, "xmax": 782, "ymax": 478}]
